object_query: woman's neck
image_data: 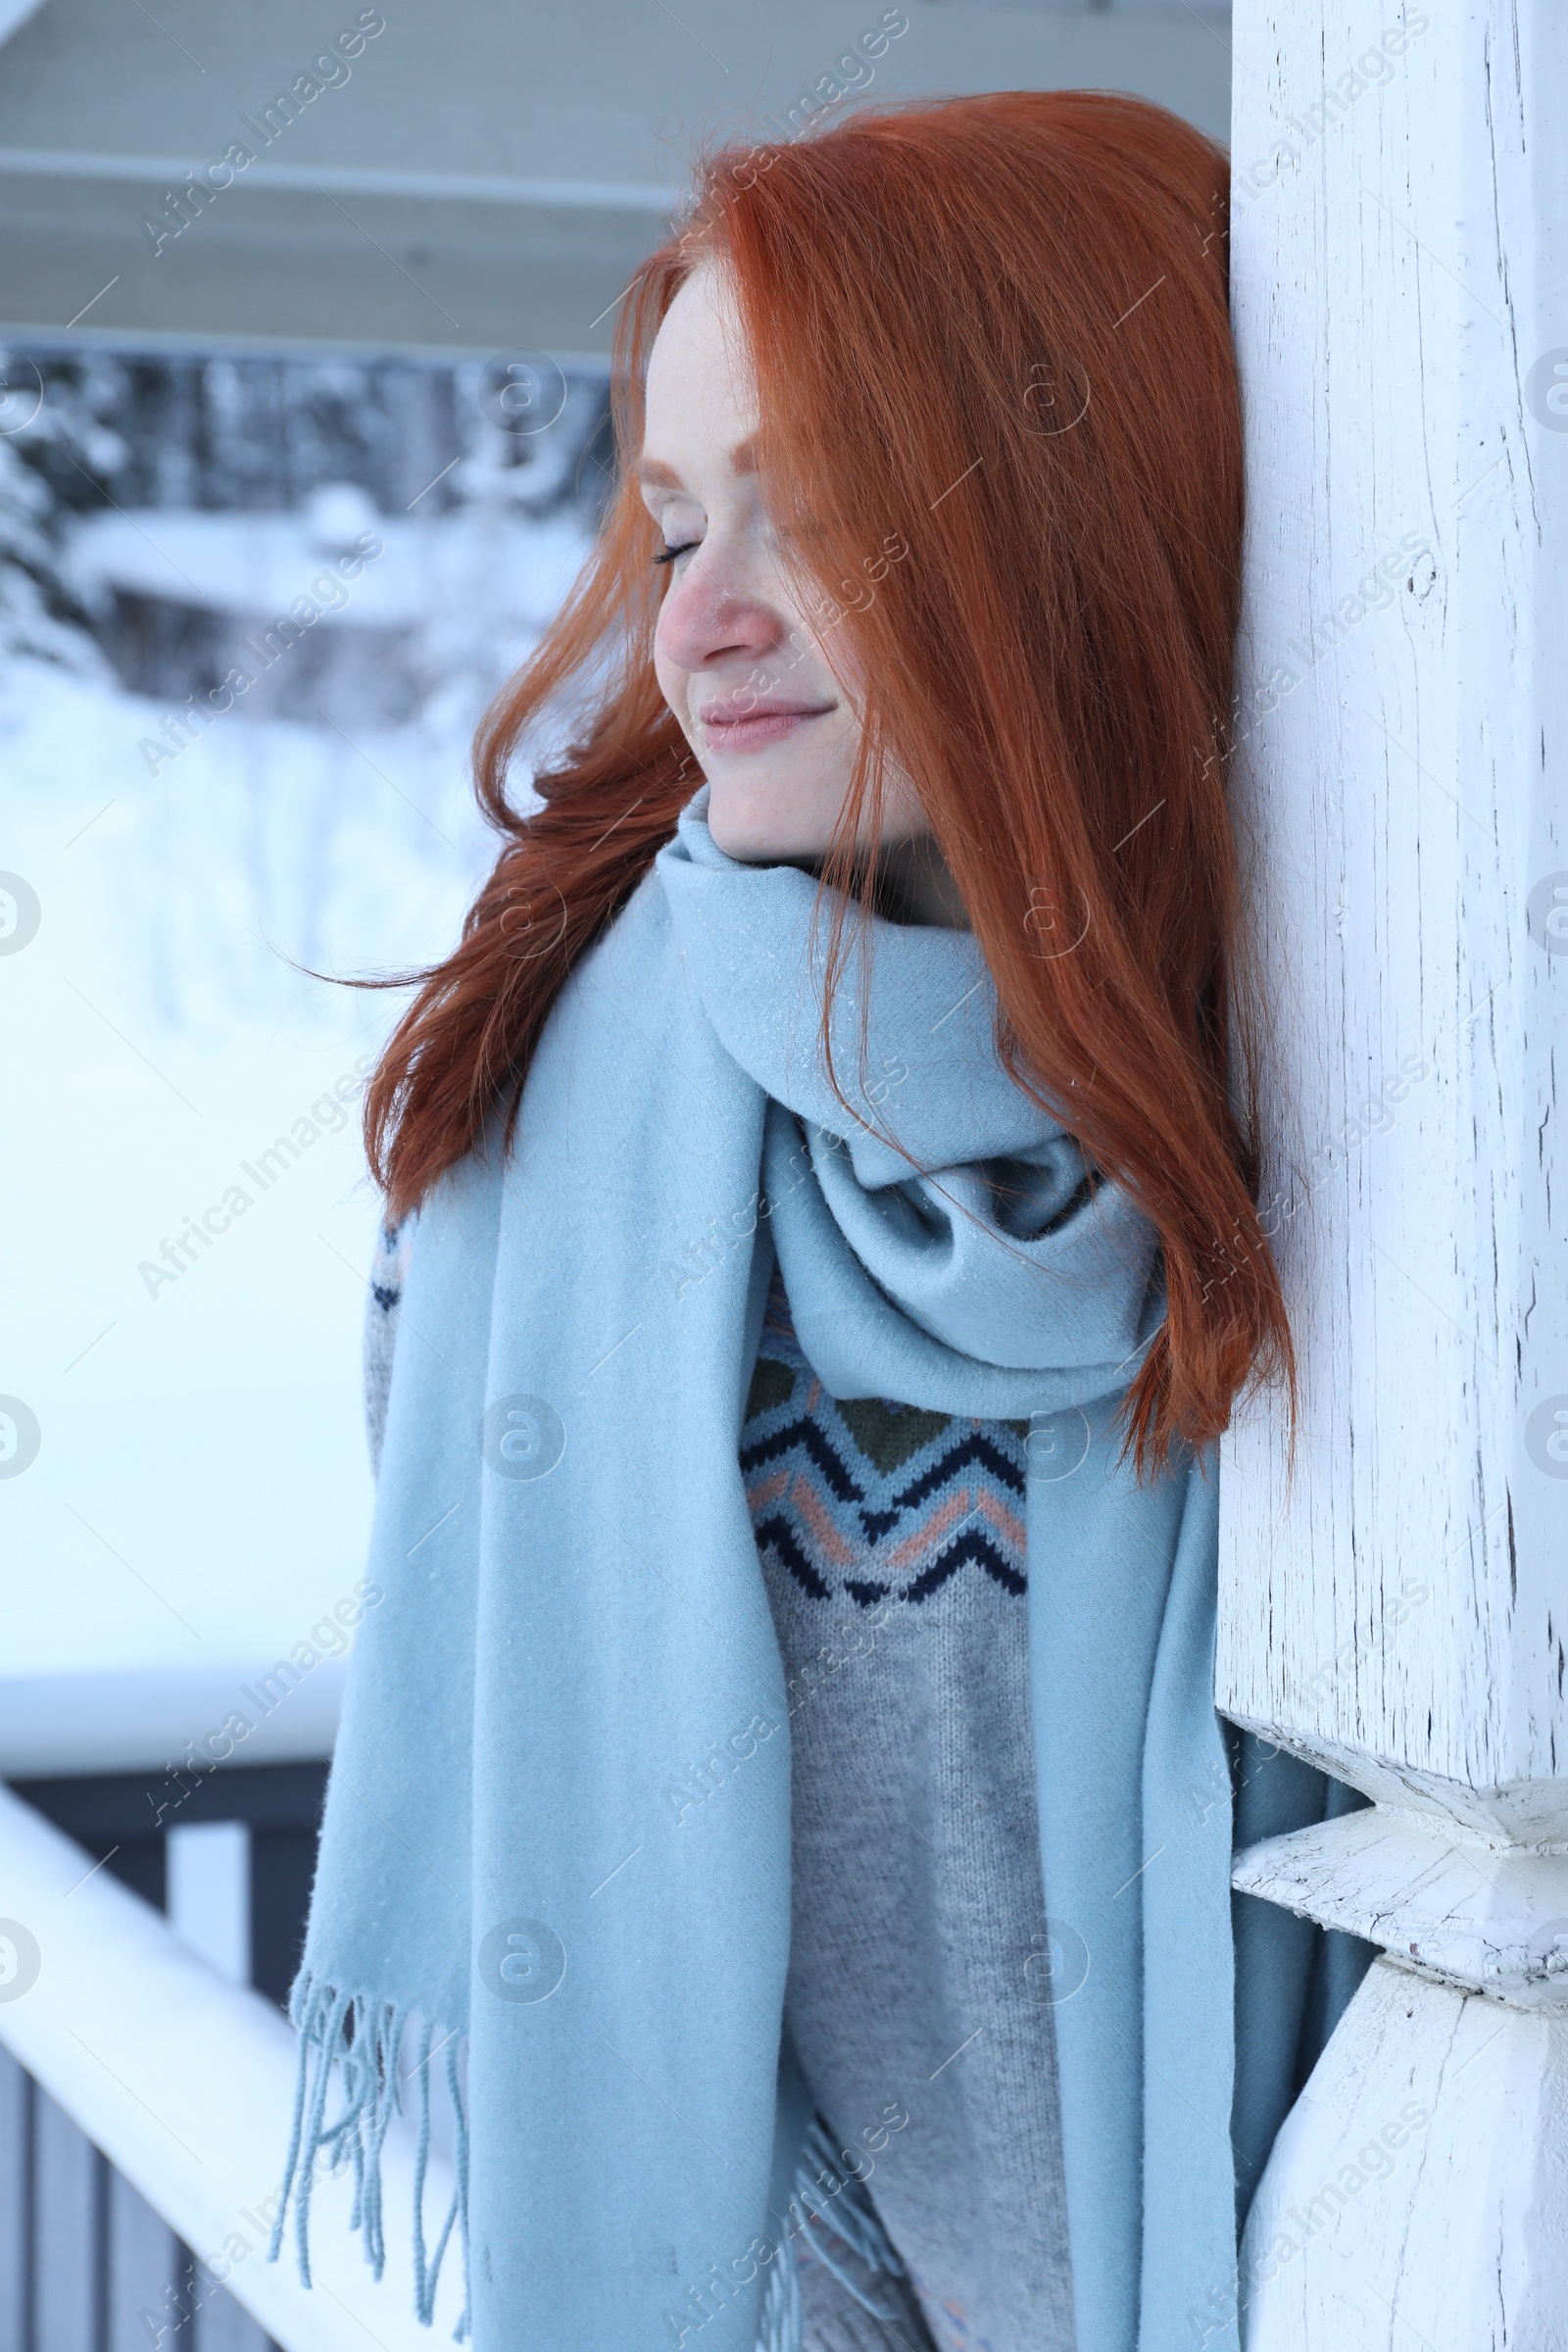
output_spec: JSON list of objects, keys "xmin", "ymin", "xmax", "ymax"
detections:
[{"xmin": 862, "ymin": 832, "xmax": 971, "ymax": 930}]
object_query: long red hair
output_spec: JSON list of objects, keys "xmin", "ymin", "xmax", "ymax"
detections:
[{"xmin": 364, "ymin": 88, "xmax": 1291, "ymax": 1474}]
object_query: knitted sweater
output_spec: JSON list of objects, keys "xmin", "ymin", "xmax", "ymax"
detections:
[{"xmin": 365, "ymin": 1220, "xmax": 1075, "ymax": 2352}]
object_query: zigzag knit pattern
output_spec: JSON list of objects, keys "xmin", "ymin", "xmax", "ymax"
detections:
[{"xmin": 743, "ymin": 1271, "xmax": 1031, "ymax": 1613}]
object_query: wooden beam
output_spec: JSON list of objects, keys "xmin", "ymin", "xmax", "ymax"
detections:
[{"xmin": 1220, "ymin": 0, "xmax": 1567, "ymax": 2340}]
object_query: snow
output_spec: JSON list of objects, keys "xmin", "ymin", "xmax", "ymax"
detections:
[
  {"xmin": 0, "ymin": 499, "xmax": 590, "ymax": 1701},
  {"xmin": 68, "ymin": 495, "xmax": 586, "ymax": 637}
]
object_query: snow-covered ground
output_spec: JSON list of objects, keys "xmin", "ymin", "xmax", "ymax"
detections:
[{"xmin": 1, "ymin": 495, "xmax": 591, "ymax": 1695}]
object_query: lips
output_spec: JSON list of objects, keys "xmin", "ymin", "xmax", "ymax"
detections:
[{"xmin": 695, "ymin": 697, "xmax": 835, "ymax": 752}]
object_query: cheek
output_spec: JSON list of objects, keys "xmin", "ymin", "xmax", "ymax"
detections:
[{"xmin": 651, "ymin": 627, "xmax": 688, "ymax": 719}]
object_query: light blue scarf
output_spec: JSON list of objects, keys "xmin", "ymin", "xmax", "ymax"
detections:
[{"xmin": 271, "ymin": 789, "xmax": 1338, "ymax": 2350}]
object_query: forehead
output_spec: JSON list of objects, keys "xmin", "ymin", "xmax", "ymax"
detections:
[{"xmin": 639, "ymin": 263, "xmax": 760, "ymax": 485}]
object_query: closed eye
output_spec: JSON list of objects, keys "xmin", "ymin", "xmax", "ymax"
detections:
[{"xmin": 653, "ymin": 539, "xmax": 700, "ymax": 566}]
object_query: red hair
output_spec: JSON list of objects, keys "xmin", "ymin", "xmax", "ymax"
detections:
[{"xmin": 364, "ymin": 89, "xmax": 1292, "ymax": 1474}]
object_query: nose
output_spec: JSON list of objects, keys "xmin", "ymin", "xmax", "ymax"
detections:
[{"xmin": 655, "ymin": 552, "xmax": 781, "ymax": 674}]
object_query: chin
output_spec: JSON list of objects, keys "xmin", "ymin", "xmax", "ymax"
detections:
[{"xmin": 702, "ymin": 772, "xmax": 839, "ymax": 867}]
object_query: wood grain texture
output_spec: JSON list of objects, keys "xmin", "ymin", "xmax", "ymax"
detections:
[
  {"xmin": 1238, "ymin": 1958, "xmax": 1568, "ymax": 2348},
  {"xmin": 1218, "ymin": 0, "xmax": 1567, "ymax": 1837},
  {"xmin": 1232, "ymin": 1806, "xmax": 1568, "ymax": 2002}
]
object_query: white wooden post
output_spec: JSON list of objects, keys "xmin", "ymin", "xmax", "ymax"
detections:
[{"xmin": 1219, "ymin": 3, "xmax": 1568, "ymax": 2345}]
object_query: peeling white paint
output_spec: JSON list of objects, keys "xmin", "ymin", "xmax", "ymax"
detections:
[
  {"xmin": 1240, "ymin": 1961, "xmax": 1568, "ymax": 2349},
  {"xmin": 1220, "ymin": 0, "xmax": 1565, "ymax": 1810},
  {"xmin": 1233, "ymin": 1807, "xmax": 1568, "ymax": 2007},
  {"xmin": 1221, "ymin": 0, "xmax": 1567, "ymax": 2339}
]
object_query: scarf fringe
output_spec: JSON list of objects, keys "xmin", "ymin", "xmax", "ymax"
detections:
[
  {"xmin": 270, "ymin": 1993, "xmax": 896, "ymax": 2352},
  {"xmin": 757, "ymin": 2113, "xmax": 911, "ymax": 2348},
  {"xmin": 757, "ymin": 2239, "xmax": 803, "ymax": 2352},
  {"xmin": 267, "ymin": 1970, "xmax": 471, "ymax": 2340}
]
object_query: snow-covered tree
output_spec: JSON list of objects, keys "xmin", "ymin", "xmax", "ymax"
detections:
[{"xmin": 0, "ymin": 348, "xmax": 124, "ymax": 674}]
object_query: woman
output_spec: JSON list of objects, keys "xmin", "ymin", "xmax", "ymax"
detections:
[{"xmin": 272, "ymin": 89, "xmax": 1368, "ymax": 2352}]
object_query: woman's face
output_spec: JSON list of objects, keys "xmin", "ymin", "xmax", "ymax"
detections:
[{"xmin": 639, "ymin": 262, "xmax": 928, "ymax": 869}]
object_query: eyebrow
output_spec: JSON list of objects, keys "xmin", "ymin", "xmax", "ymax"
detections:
[{"xmin": 636, "ymin": 432, "xmax": 760, "ymax": 490}]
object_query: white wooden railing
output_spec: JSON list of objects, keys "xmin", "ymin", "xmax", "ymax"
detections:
[
  {"xmin": 1219, "ymin": 1, "xmax": 1567, "ymax": 2345},
  {"xmin": 0, "ymin": 1782, "xmax": 460, "ymax": 2352}
]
